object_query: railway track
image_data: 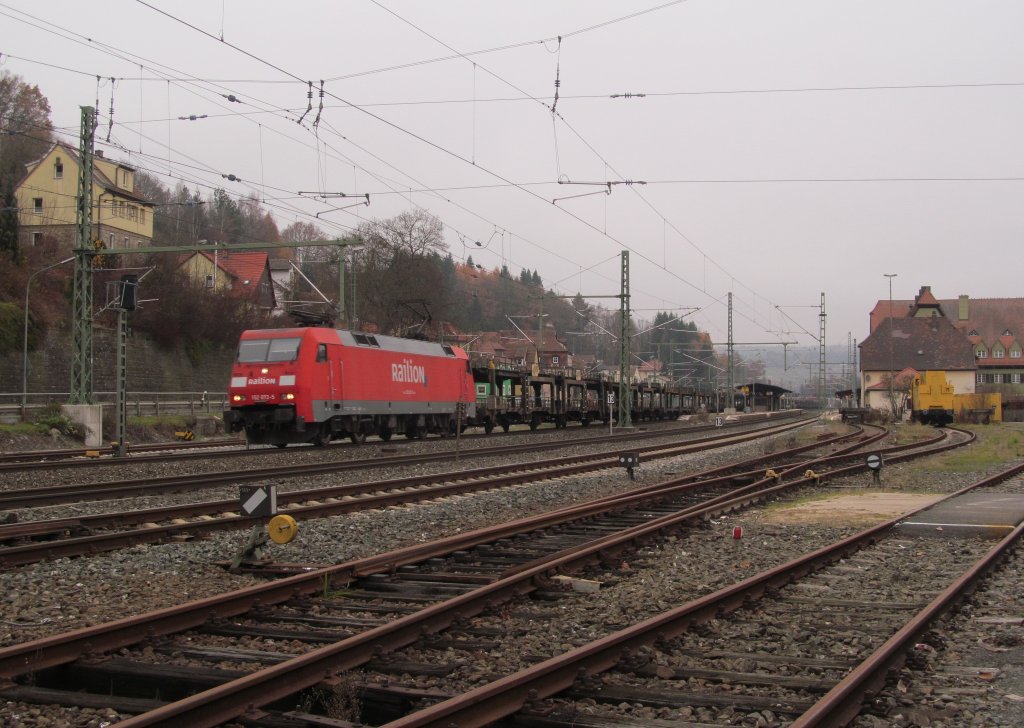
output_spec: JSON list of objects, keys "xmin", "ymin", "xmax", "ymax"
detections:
[
  {"xmin": 383, "ymin": 457, "xmax": 1024, "ymax": 728},
  {"xmin": 0, "ymin": 414, "xmax": 780, "ymax": 471},
  {"xmin": 0, "ymin": 424, "xmax": 978, "ymax": 726},
  {"xmin": 0, "ymin": 416, "xmax": 826, "ymax": 566}
]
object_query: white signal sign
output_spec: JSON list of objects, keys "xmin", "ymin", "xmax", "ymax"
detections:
[
  {"xmin": 240, "ymin": 485, "xmax": 278, "ymax": 517},
  {"xmin": 715, "ymin": 416, "xmax": 724, "ymax": 427},
  {"xmin": 865, "ymin": 454, "xmax": 882, "ymax": 470}
]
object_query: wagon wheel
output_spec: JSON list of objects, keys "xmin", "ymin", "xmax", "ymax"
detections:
[
  {"xmin": 484, "ymin": 421, "xmax": 494, "ymax": 435},
  {"xmin": 349, "ymin": 430, "xmax": 367, "ymax": 445},
  {"xmin": 378, "ymin": 426, "xmax": 392, "ymax": 442}
]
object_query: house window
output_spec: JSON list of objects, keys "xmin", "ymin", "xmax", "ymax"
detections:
[
  {"xmin": 1003, "ymin": 329, "xmax": 1013, "ymax": 336},
  {"xmin": 992, "ymin": 374, "xmax": 1002, "ymax": 384},
  {"xmin": 976, "ymin": 347, "xmax": 987, "ymax": 358},
  {"xmin": 139, "ymin": 208, "xmax": 146, "ymax": 224},
  {"xmin": 994, "ymin": 348, "xmax": 1004, "ymax": 359},
  {"xmin": 205, "ymin": 274, "xmax": 215, "ymax": 288},
  {"xmin": 54, "ymin": 158, "xmax": 63, "ymax": 179},
  {"xmin": 1011, "ymin": 348, "xmax": 1021, "ymax": 358},
  {"xmin": 32, "ymin": 198, "xmax": 43, "ymax": 214},
  {"xmin": 118, "ymin": 201, "xmax": 126, "ymax": 217},
  {"xmin": 977, "ymin": 372, "xmax": 984, "ymax": 384},
  {"xmin": 108, "ymin": 233, "xmax": 114, "ymax": 246},
  {"xmin": 1013, "ymin": 373, "xmax": 1022, "ymax": 384},
  {"xmin": 128, "ymin": 206, "xmax": 137, "ymax": 222},
  {"xmin": 551, "ymin": 356, "xmax": 559, "ymax": 364},
  {"xmin": 31, "ymin": 232, "xmax": 42, "ymax": 246},
  {"xmin": 123, "ymin": 236, "xmax": 129, "ymax": 247}
]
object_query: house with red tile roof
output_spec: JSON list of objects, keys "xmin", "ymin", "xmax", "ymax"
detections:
[
  {"xmin": 179, "ymin": 250, "xmax": 277, "ymax": 312},
  {"xmin": 868, "ymin": 285, "xmax": 1024, "ymax": 393}
]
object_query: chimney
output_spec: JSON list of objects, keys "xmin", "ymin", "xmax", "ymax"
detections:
[{"xmin": 958, "ymin": 294, "xmax": 969, "ymax": 321}]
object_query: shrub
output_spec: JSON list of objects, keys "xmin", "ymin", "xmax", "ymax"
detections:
[{"xmin": 32, "ymin": 403, "xmax": 82, "ymax": 438}]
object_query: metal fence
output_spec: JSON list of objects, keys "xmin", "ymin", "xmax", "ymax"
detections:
[{"xmin": 0, "ymin": 392, "xmax": 227, "ymax": 424}]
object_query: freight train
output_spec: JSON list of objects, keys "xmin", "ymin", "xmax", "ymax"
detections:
[{"xmin": 225, "ymin": 326, "xmax": 705, "ymax": 447}]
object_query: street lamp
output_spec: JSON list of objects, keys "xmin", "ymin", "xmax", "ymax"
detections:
[
  {"xmin": 22, "ymin": 256, "xmax": 75, "ymax": 417},
  {"xmin": 884, "ymin": 273, "xmax": 898, "ymax": 417}
]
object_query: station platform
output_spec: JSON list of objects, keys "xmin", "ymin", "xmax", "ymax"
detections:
[{"xmin": 896, "ymin": 492, "xmax": 1024, "ymax": 539}]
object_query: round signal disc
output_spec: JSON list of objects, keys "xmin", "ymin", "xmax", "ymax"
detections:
[{"xmin": 267, "ymin": 514, "xmax": 298, "ymax": 544}]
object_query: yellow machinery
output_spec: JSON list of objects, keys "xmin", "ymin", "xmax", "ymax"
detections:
[{"xmin": 911, "ymin": 371, "xmax": 1001, "ymax": 425}]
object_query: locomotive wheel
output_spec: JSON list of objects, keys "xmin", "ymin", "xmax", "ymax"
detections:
[
  {"xmin": 378, "ymin": 427, "xmax": 392, "ymax": 442},
  {"xmin": 484, "ymin": 421, "xmax": 494, "ymax": 434},
  {"xmin": 580, "ymin": 418, "xmax": 590, "ymax": 427},
  {"xmin": 501, "ymin": 421, "xmax": 510, "ymax": 433},
  {"xmin": 529, "ymin": 417, "xmax": 540, "ymax": 431},
  {"xmin": 350, "ymin": 430, "xmax": 366, "ymax": 445}
]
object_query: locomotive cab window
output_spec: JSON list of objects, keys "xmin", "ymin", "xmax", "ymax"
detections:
[
  {"xmin": 442, "ymin": 345, "xmax": 455, "ymax": 356},
  {"xmin": 316, "ymin": 343, "xmax": 328, "ymax": 362},
  {"xmin": 237, "ymin": 337, "xmax": 301, "ymax": 362}
]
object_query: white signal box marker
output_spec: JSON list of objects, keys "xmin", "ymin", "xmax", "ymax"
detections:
[{"xmin": 240, "ymin": 485, "xmax": 278, "ymax": 517}]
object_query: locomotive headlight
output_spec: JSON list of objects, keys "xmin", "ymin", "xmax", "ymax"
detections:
[
  {"xmin": 261, "ymin": 367, "xmax": 270, "ymax": 375},
  {"xmin": 232, "ymin": 394, "xmax": 244, "ymax": 402},
  {"xmin": 283, "ymin": 392, "xmax": 295, "ymax": 400}
]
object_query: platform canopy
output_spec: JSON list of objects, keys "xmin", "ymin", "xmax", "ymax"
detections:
[{"xmin": 735, "ymin": 382, "xmax": 791, "ymax": 397}]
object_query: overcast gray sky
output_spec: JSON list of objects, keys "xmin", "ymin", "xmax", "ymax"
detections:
[{"xmin": 3, "ymin": 0, "xmax": 1022, "ymax": 349}]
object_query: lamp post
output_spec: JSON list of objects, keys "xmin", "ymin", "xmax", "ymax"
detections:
[
  {"xmin": 22, "ymin": 256, "xmax": 75, "ymax": 418},
  {"xmin": 884, "ymin": 273, "xmax": 898, "ymax": 417}
]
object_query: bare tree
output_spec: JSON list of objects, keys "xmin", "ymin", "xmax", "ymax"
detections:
[{"xmin": 356, "ymin": 209, "xmax": 445, "ymax": 261}]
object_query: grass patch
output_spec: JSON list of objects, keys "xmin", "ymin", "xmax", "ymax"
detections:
[
  {"xmin": 127, "ymin": 415, "xmax": 191, "ymax": 428},
  {"xmin": 887, "ymin": 423, "xmax": 936, "ymax": 445},
  {"xmin": 110, "ymin": 414, "xmax": 197, "ymax": 443},
  {"xmin": 0, "ymin": 422, "xmax": 46, "ymax": 436},
  {"xmin": 920, "ymin": 424, "xmax": 1024, "ymax": 472}
]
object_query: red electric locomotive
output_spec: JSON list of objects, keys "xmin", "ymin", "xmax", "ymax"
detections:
[{"xmin": 224, "ymin": 327, "xmax": 476, "ymax": 447}]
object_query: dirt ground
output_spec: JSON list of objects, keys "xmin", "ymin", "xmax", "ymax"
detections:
[{"xmin": 758, "ymin": 492, "xmax": 947, "ymax": 527}]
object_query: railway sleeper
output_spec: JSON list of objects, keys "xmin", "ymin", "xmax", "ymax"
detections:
[
  {"xmin": 19, "ymin": 657, "xmax": 247, "ymax": 703},
  {"xmin": 563, "ymin": 683, "xmax": 817, "ymax": 715}
]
